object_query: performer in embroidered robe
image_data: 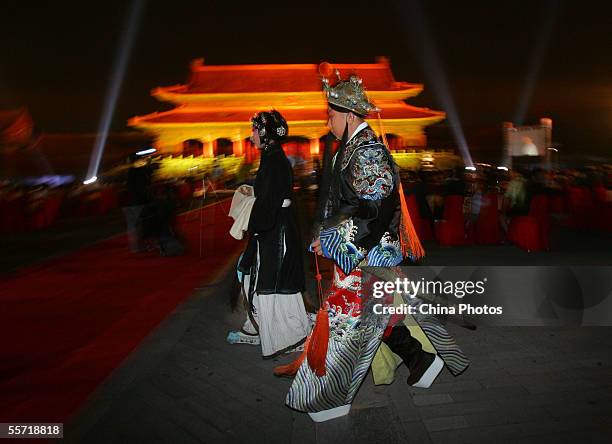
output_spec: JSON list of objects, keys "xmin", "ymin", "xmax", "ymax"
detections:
[
  {"xmin": 227, "ymin": 110, "xmax": 310, "ymax": 358},
  {"xmin": 278, "ymin": 68, "xmax": 455, "ymax": 422}
]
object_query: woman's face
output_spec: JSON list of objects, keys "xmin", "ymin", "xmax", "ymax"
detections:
[{"xmin": 251, "ymin": 128, "xmax": 262, "ymax": 149}]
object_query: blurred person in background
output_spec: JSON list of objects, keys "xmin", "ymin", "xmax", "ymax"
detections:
[{"xmin": 123, "ymin": 154, "xmax": 153, "ymax": 252}]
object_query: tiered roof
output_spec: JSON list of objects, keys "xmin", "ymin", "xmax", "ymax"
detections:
[{"xmin": 129, "ymin": 57, "xmax": 445, "ymax": 145}]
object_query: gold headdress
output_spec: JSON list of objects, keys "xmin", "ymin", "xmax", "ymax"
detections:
[{"xmin": 318, "ymin": 62, "xmax": 381, "ymax": 116}]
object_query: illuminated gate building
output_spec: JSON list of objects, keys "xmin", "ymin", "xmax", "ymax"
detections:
[{"xmin": 129, "ymin": 57, "xmax": 457, "ymax": 170}]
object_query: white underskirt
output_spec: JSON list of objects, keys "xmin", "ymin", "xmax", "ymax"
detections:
[
  {"xmin": 241, "ymin": 226, "xmax": 309, "ymax": 357},
  {"xmin": 242, "ymin": 291, "xmax": 310, "ymax": 357}
]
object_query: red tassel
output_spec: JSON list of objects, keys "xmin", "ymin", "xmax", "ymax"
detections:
[
  {"xmin": 398, "ymin": 181, "xmax": 426, "ymax": 260},
  {"xmin": 375, "ymin": 112, "xmax": 425, "ymax": 261},
  {"xmin": 274, "ymin": 254, "xmax": 330, "ymax": 378},
  {"xmin": 307, "ymin": 308, "xmax": 329, "ymax": 376}
]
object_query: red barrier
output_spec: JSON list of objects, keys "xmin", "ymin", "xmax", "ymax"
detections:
[
  {"xmin": 565, "ymin": 186, "xmax": 595, "ymax": 229},
  {"xmin": 507, "ymin": 215, "xmax": 549, "ymax": 252},
  {"xmin": 435, "ymin": 195, "xmax": 465, "ymax": 246},
  {"xmin": 406, "ymin": 193, "xmax": 433, "ymax": 241},
  {"xmin": 435, "ymin": 220, "xmax": 465, "ymax": 246},
  {"xmin": 176, "ymin": 182, "xmax": 193, "ymax": 203},
  {"xmin": 474, "ymin": 193, "xmax": 503, "ymax": 245},
  {"xmin": 443, "ymin": 195, "xmax": 464, "ymax": 222},
  {"xmin": 548, "ymin": 194, "xmax": 565, "ymax": 213}
]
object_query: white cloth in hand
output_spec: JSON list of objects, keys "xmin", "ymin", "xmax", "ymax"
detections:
[{"xmin": 229, "ymin": 186, "xmax": 255, "ymax": 240}]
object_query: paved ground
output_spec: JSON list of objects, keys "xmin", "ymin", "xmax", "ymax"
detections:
[
  {"xmin": 64, "ymin": 254, "xmax": 612, "ymax": 444},
  {"xmin": 6, "ymin": 191, "xmax": 609, "ymax": 442}
]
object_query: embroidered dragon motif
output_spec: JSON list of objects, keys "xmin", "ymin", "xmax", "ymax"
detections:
[
  {"xmin": 352, "ymin": 146, "xmax": 394, "ymax": 200},
  {"xmin": 340, "ymin": 127, "xmax": 381, "ymax": 171}
]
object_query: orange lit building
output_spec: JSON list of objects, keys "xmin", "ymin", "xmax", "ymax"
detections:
[{"xmin": 129, "ymin": 57, "xmax": 446, "ymax": 163}]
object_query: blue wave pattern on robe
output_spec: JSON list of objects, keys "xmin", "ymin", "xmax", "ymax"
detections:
[
  {"xmin": 287, "ymin": 324, "xmax": 383, "ymax": 411},
  {"xmin": 286, "ymin": 269, "xmax": 391, "ymax": 412},
  {"xmin": 317, "ymin": 224, "xmax": 365, "ymax": 275},
  {"xmin": 418, "ymin": 317, "xmax": 470, "ymax": 376},
  {"xmin": 366, "ymin": 234, "xmax": 403, "ymax": 267}
]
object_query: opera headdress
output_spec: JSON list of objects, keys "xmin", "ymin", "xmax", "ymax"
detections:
[
  {"xmin": 318, "ymin": 62, "xmax": 381, "ymax": 116},
  {"xmin": 250, "ymin": 109, "xmax": 288, "ymax": 147}
]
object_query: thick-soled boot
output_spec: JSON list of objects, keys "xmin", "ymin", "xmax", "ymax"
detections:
[
  {"xmin": 382, "ymin": 325, "xmax": 443, "ymax": 388},
  {"xmin": 226, "ymin": 330, "xmax": 260, "ymax": 345}
]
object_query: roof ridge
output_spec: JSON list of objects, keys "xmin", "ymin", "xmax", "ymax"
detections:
[{"xmin": 189, "ymin": 60, "xmax": 392, "ymax": 72}]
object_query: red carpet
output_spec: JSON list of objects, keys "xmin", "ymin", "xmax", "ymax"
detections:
[{"xmin": 0, "ymin": 201, "xmax": 241, "ymax": 423}]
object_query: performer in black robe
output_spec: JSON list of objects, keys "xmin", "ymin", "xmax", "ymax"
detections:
[
  {"xmin": 227, "ymin": 110, "xmax": 310, "ymax": 358},
  {"xmin": 246, "ymin": 137, "xmax": 304, "ymax": 295}
]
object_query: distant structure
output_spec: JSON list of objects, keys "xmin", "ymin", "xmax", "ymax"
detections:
[
  {"xmin": 129, "ymin": 57, "xmax": 450, "ymax": 164},
  {"xmin": 503, "ymin": 118, "xmax": 553, "ymax": 169}
]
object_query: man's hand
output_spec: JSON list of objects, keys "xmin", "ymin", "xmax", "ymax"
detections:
[
  {"xmin": 311, "ymin": 238, "xmax": 323, "ymax": 256},
  {"xmin": 238, "ymin": 185, "xmax": 253, "ymax": 196}
]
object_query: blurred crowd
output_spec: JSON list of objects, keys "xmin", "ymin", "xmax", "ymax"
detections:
[
  {"xmin": 399, "ymin": 165, "xmax": 612, "ymax": 251},
  {"xmin": 2, "ymin": 156, "xmax": 611, "ymax": 254},
  {"xmin": 0, "ymin": 179, "xmax": 119, "ymax": 234}
]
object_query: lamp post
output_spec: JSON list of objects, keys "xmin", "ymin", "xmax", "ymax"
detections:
[
  {"xmin": 547, "ymin": 147, "xmax": 559, "ymax": 170},
  {"xmin": 541, "ymin": 118, "xmax": 553, "ymax": 171}
]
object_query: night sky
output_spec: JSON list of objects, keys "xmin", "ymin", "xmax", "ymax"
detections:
[{"xmin": 1, "ymin": 0, "xmax": 610, "ymax": 159}]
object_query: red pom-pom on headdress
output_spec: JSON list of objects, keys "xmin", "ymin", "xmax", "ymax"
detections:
[{"xmin": 318, "ymin": 62, "xmax": 334, "ymax": 78}]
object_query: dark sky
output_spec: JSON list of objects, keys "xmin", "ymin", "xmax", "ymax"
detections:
[{"xmin": 1, "ymin": 0, "xmax": 610, "ymax": 157}]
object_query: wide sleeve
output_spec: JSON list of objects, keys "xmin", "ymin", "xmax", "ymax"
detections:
[
  {"xmin": 248, "ymin": 156, "xmax": 289, "ymax": 234},
  {"xmin": 316, "ymin": 145, "xmax": 396, "ymax": 274}
]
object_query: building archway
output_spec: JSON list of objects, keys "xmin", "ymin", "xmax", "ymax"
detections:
[
  {"xmin": 182, "ymin": 139, "xmax": 203, "ymax": 157},
  {"xmin": 216, "ymin": 138, "xmax": 233, "ymax": 157}
]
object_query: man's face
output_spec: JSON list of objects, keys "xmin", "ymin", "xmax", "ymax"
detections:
[{"xmin": 327, "ymin": 107, "xmax": 348, "ymax": 139}]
